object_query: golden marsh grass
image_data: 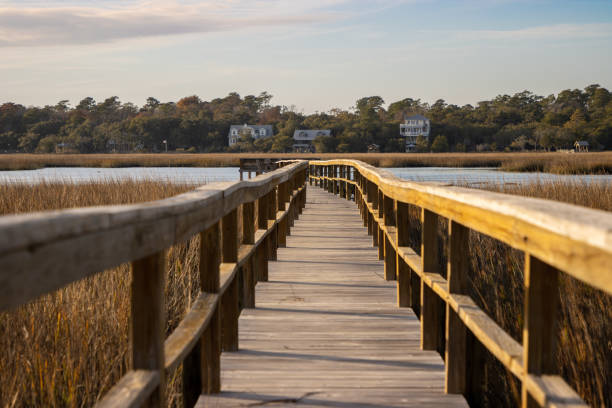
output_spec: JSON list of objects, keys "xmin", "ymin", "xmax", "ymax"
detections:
[
  {"xmin": 0, "ymin": 177, "xmax": 611, "ymax": 407},
  {"xmin": 2, "ymin": 152, "xmax": 612, "ymax": 174}
]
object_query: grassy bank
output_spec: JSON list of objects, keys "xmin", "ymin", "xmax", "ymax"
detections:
[
  {"xmin": 2, "ymin": 152, "xmax": 612, "ymax": 174},
  {"xmin": 0, "ymin": 179, "xmax": 611, "ymax": 407}
]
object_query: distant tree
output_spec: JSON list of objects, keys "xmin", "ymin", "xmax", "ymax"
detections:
[
  {"xmin": 431, "ymin": 135, "xmax": 449, "ymax": 152},
  {"xmin": 415, "ymin": 135, "xmax": 429, "ymax": 152}
]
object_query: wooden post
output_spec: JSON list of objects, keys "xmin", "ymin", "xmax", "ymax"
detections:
[
  {"xmin": 383, "ymin": 195, "xmax": 396, "ymax": 281},
  {"xmin": 257, "ymin": 192, "xmax": 269, "ymax": 282},
  {"xmin": 277, "ymin": 183, "xmax": 288, "ymax": 247},
  {"xmin": 131, "ymin": 251, "xmax": 165, "ymax": 407},
  {"xmin": 396, "ymin": 201, "xmax": 410, "ymax": 307},
  {"xmin": 267, "ymin": 189, "xmax": 278, "ymax": 261},
  {"xmin": 521, "ymin": 255, "xmax": 560, "ymax": 408},
  {"xmin": 445, "ymin": 221, "xmax": 469, "ymax": 394},
  {"xmin": 420, "ymin": 209, "xmax": 443, "ymax": 353},
  {"xmin": 371, "ymin": 184, "xmax": 379, "ymax": 248},
  {"xmin": 243, "ymin": 202, "xmax": 255, "ymax": 245},
  {"xmin": 199, "ymin": 223, "xmax": 221, "ymax": 394},
  {"xmin": 221, "ymin": 209, "xmax": 239, "ymax": 352},
  {"xmin": 242, "ymin": 203, "xmax": 256, "ymax": 308}
]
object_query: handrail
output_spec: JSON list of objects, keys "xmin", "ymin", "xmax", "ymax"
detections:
[
  {"xmin": 0, "ymin": 160, "xmax": 308, "ymax": 407},
  {"xmin": 309, "ymin": 159, "xmax": 606, "ymax": 408}
]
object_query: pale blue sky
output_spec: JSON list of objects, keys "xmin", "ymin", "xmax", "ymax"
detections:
[{"xmin": 1, "ymin": 0, "xmax": 612, "ymax": 112}]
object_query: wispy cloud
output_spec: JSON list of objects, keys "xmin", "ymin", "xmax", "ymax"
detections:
[
  {"xmin": 0, "ymin": 0, "xmax": 353, "ymax": 47},
  {"xmin": 452, "ymin": 23, "xmax": 612, "ymax": 42}
]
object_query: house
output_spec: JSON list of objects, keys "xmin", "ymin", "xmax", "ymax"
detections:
[
  {"xmin": 574, "ymin": 140, "xmax": 589, "ymax": 152},
  {"xmin": 228, "ymin": 124, "xmax": 274, "ymax": 146},
  {"xmin": 292, "ymin": 129, "xmax": 331, "ymax": 152},
  {"xmin": 400, "ymin": 114, "xmax": 430, "ymax": 152}
]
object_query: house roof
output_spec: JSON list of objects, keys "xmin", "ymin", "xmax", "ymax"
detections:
[
  {"xmin": 575, "ymin": 141, "xmax": 589, "ymax": 146},
  {"xmin": 403, "ymin": 114, "xmax": 429, "ymax": 121},
  {"xmin": 293, "ymin": 129, "xmax": 331, "ymax": 141}
]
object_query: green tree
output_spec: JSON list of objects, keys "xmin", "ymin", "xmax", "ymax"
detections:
[{"xmin": 430, "ymin": 135, "xmax": 449, "ymax": 152}]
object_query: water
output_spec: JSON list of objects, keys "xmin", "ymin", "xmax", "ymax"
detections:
[
  {"xmin": 0, "ymin": 167, "xmax": 240, "ymax": 185},
  {"xmin": 386, "ymin": 167, "xmax": 612, "ymax": 186},
  {"xmin": 0, "ymin": 166, "xmax": 611, "ymax": 186}
]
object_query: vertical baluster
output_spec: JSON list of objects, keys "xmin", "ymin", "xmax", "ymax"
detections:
[
  {"xmin": 267, "ymin": 189, "xmax": 278, "ymax": 261},
  {"xmin": 257, "ymin": 192, "xmax": 269, "ymax": 282},
  {"xmin": 131, "ymin": 251, "xmax": 166, "ymax": 407},
  {"xmin": 277, "ymin": 182, "xmax": 288, "ymax": 248},
  {"xmin": 396, "ymin": 201, "xmax": 410, "ymax": 307},
  {"xmin": 221, "ymin": 209, "xmax": 239, "ymax": 352},
  {"xmin": 420, "ymin": 209, "xmax": 443, "ymax": 353},
  {"xmin": 370, "ymin": 183, "xmax": 379, "ymax": 247},
  {"xmin": 522, "ymin": 255, "xmax": 560, "ymax": 408},
  {"xmin": 200, "ymin": 223, "xmax": 221, "ymax": 394},
  {"xmin": 377, "ymin": 190, "xmax": 385, "ymax": 261},
  {"xmin": 242, "ymin": 202, "xmax": 256, "ymax": 308},
  {"xmin": 445, "ymin": 221, "xmax": 469, "ymax": 394},
  {"xmin": 383, "ymin": 194, "xmax": 396, "ymax": 281}
]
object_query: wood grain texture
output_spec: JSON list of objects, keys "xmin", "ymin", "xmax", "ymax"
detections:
[
  {"xmin": 95, "ymin": 370, "xmax": 160, "ymax": 408},
  {"xmin": 0, "ymin": 161, "xmax": 308, "ymax": 312},
  {"xmin": 196, "ymin": 186, "xmax": 467, "ymax": 408},
  {"xmin": 131, "ymin": 252, "xmax": 165, "ymax": 407},
  {"xmin": 309, "ymin": 159, "xmax": 612, "ymax": 296}
]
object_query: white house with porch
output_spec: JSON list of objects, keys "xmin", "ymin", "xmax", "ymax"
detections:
[
  {"xmin": 400, "ymin": 114, "xmax": 430, "ymax": 152},
  {"xmin": 228, "ymin": 124, "xmax": 274, "ymax": 146}
]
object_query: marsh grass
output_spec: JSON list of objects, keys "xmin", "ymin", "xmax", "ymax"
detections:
[
  {"xmin": 2, "ymin": 152, "xmax": 612, "ymax": 174},
  {"xmin": 0, "ymin": 180, "xmax": 199, "ymax": 407},
  {"xmin": 0, "ymin": 178, "xmax": 611, "ymax": 407}
]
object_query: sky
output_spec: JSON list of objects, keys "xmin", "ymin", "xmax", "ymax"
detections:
[{"xmin": 1, "ymin": 0, "xmax": 612, "ymax": 113}]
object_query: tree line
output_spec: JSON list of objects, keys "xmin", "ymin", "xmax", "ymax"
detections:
[{"xmin": 1, "ymin": 85, "xmax": 611, "ymax": 154}]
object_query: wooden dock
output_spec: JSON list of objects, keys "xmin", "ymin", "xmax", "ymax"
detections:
[{"xmin": 196, "ymin": 187, "xmax": 468, "ymax": 407}]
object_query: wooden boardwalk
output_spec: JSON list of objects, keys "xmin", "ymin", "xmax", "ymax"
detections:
[{"xmin": 197, "ymin": 186, "xmax": 468, "ymax": 407}]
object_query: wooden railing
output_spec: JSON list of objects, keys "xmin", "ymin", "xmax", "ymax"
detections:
[
  {"xmin": 309, "ymin": 160, "xmax": 612, "ymax": 408},
  {"xmin": 0, "ymin": 160, "xmax": 308, "ymax": 407}
]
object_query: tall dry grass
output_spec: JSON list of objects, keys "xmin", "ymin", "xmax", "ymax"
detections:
[
  {"xmin": 1, "ymin": 177, "xmax": 611, "ymax": 407},
  {"xmin": 2, "ymin": 152, "xmax": 612, "ymax": 174},
  {"xmin": 402, "ymin": 179, "xmax": 612, "ymax": 406},
  {"xmin": 0, "ymin": 180, "xmax": 200, "ymax": 407}
]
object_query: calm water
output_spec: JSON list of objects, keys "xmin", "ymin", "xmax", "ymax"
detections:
[
  {"xmin": 387, "ymin": 167, "xmax": 612, "ymax": 186},
  {"xmin": 0, "ymin": 167, "xmax": 240, "ymax": 184},
  {"xmin": 0, "ymin": 166, "xmax": 610, "ymax": 186}
]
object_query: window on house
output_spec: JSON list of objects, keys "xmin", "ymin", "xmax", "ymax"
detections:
[
  {"xmin": 260, "ymin": 129, "xmax": 266, "ymax": 136},
  {"xmin": 232, "ymin": 129, "xmax": 237, "ymax": 135}
]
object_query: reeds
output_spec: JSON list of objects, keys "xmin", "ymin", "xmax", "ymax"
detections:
[
  {"xmin": 0, "ymin": 178, "xmax": 611, "ymax": 407},
  {"xmin": 0, "ymin": 180, "xmax": 198, "ymax": 407},
  {"xmin": 2, "ymin": 152, "xmax": 612, "ymax": 174}
]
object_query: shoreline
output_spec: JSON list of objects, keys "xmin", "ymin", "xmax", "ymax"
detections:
[{"xmin": 1, "ymin": 152, "xmax": 612, "ymax": 175}]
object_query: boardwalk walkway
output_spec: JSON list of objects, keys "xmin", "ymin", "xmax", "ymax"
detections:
[{"xmin": 197, "ymin": 186, "xmax": 468, "ymax": 407}]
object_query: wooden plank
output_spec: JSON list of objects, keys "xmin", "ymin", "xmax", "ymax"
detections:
[
  {"xmin": 445, "ymin": 221, "xmax": 469, "ymax": 394},
  {"xmin": 0, "ymin": 161, "xmax": 308, "ymax": 312},
  {"xmin": 420, "ymin": 209, "xmax": 443, "ymax": 353},
  {"xmin": 131, "ymin": 252, "xmax": 165, "ymax": 407},
  {"xmin": 522, "ymin": 255, "xmax": 561, "ymax": 408},
  {"xmin": 95, "ymin": 370, "xmax": 160, "ymax": 408},
  {"xmin": 199, "ymin": 223, "xmax": 221, "ymax": 394},
  {"xmin": 309, "ymin": 159, "xmax": 612, "ymax": 296},
  {"xmin": 523, "ymin": 375, "xmax": 588, "ymax": 408},
  {"xmin": 197, "ymin": 186, "xmax": 467, "ymax": 408},
  {"xmin": 164, "ymin": 292, "xmax": 218, "ymax": 373}
]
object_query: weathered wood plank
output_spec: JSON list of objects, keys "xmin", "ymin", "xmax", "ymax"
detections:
[
  {"xmin": 197, "ymin": 186, "xmax": 467, "ymax": 408},
  {"xmin": 310, "ymin": 159, "xmax": 612, "ymax": 296},
  {"xmin": 95, "ymin": 370, "xmax": 160, "ymax": 408}
]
